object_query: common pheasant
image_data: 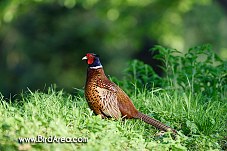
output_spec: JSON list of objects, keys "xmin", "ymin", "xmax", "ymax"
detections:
[{"xmin": 82, "ymin": 53, "xmax": 177, "ymax": 134}]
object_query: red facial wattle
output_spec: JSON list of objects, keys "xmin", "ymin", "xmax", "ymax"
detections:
[{"xmin": 86, "ymin": 53, "xmax": 95, "ymax": 65}]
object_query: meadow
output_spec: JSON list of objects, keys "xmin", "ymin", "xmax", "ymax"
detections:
[{"xmin": 0, "ymin": 45, "xmax": 226, "ymax": 150}]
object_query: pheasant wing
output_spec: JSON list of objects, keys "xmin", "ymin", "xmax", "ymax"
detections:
[{"xmin": 96, "ymin": 79, "xmax": 121, "ymax": 119}]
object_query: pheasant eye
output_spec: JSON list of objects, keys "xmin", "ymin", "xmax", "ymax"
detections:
[{"xmin": 86, "ymin": 53, "xmax": 94, "ymax": 58}]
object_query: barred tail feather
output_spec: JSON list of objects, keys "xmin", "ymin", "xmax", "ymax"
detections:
[{"xmin": 136, "ymin": 112, "xmax": 177, "ymax": 134}]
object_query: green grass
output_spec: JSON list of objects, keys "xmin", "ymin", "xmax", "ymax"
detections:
[
  {"xmin": 1, "ymin": 45, "xmax": 226, "ymax": 150},
  {"xmin": 0, "ymin": 87, "xmax": 226, "ymax": 151}
]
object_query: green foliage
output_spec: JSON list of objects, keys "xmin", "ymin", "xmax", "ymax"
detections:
[
  {"xmin": 1, "ymin": 0, "xmax": 227, "ymax": 97},
  {"xmin": 0, "ymin": 88, "xmax": 225, "ymax": 150},
  {"xmin": 125, "ymin": 44, "xmax": 227, "ymax": 102},
  {"xmin": 116, "ymin": 44, "xmax": 227, "ymax": 149},
  {"xmin": 121, "ymin": 60, "xmax": 162, "ymax": 93},
  {"xmin": 154, "ymin": 44, "xmax": 226, "ymax": 101},
  {"xmin": 0, "ymin": 45, "xmax": 226, "ymax": 150},
  {"xmin": 1, "ymin": 89, "xmax": 148, "ymax": 150}
]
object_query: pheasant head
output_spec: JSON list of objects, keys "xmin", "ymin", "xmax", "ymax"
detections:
[{"xmin": 82, "ymin": 53, "xmax": 102, "ymax": 69}]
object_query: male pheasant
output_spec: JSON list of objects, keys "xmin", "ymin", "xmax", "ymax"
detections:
[{"xmin": 82, "ymin": 53, "xmax": 177, "ymax": 134}]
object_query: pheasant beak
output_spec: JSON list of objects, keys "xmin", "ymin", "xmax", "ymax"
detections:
[{"xmin": 82, "ymin": 56, "xmax": 88, "ymax": 60}]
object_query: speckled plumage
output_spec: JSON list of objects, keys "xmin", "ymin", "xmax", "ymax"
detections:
[{"xmin": 83, "ymin": 53, "xmax": 177, "ymax": 134}]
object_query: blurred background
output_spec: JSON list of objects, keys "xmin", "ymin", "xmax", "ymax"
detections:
[{"xmin": 0, "ymin": 0, "xmax": 227, "ymax": 97}]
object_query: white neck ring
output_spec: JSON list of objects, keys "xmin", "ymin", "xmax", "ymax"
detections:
[{"xmin": 89, "ymin": 65, "xmax": 103, "ymax": 69}]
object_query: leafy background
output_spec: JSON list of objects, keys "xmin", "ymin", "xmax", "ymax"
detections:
[
  {"xmin": 0, "ymin": 1, "xmax": 227, "ymax": 150},
  {"xmin": 0, "ymin": 0, "xmax": 227, "ymax": 97}
]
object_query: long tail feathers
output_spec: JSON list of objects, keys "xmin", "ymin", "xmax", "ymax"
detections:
[{"xmin": 136, "ymin": 112, "xmax": 177, "ymax": 134}]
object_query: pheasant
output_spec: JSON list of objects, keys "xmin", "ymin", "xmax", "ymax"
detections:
[{"xmin": 82, "ymin": 53, "xmax": 177, "ymax": 134}]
